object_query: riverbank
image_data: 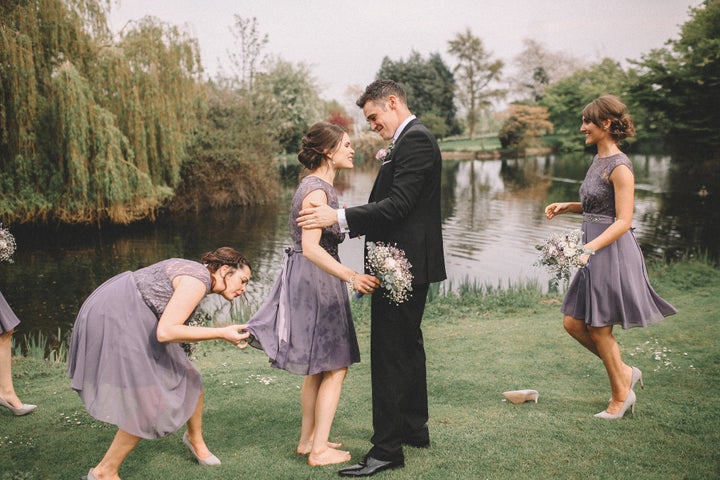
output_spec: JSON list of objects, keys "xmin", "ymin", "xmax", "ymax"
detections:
[{"xmin": 2, "ymin": 259, "xmax": 718, "ymax": 479}]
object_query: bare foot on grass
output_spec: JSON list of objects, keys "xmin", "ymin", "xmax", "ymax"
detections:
[
  {"xmin": 296, "ymin": 441, "xmax": 342, "ymax": 455},
  {"xmin": 307, "ymin": 447, "xmax": 351, "ymax": 466}
]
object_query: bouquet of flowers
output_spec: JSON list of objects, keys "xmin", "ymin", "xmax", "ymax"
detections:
[
  {"xmin": 534, "ymin": 228, "xmax": 585, "ymax": 284},
  {"xmin": 363, "ymin": 241, "xmax": 413, "ymax": 304},
  {"xmin": 0, "ymin": 224, "xmax": 17, "ymax": 263}
]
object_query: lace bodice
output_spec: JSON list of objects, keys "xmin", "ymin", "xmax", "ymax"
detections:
[
  {"xmin": 132, "ymin": 259, "xmax": 211, "ymax": 318},
  {"xmin": 288, "ymin": 176, "xmax": 345, "ymax": 258},
  {"xmin": 579, "ymin": 153, "xmax": 633, "ymax": 217}
]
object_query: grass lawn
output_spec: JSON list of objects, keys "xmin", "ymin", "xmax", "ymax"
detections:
[
  {"xmin": 439, "ymin": 135, "xmax": 501, "ymax": 152},
  {"xmin": 1, "ymin": 260, "xmax": 718, "ymax": 479}
]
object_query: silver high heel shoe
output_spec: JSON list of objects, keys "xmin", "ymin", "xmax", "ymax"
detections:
[
  {"xmin": 610, "ymin": 366, "xmax": 645, "ymax": 402},
  {"xmin": 182, "ymin": 431, "xmax": 221, "ymax": 466},
  {"xmin": 630, "ymin": 366, "xmax": 644, "ymax": 390},
  {"xmin": 594, "ymin": 389, "xmax": 636, "ymax": 419},
  {"xmin": 0, "ymin": 396, "xmax": 37, "ymax": 416},
  {"xmin": 502, "ymin": 389, "xmax": 539, "ymax": 404}
]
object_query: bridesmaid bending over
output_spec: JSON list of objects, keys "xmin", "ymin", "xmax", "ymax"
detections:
[{"xmin": 68, "ymin": 247, "xmax": 252, "ymax": 479}]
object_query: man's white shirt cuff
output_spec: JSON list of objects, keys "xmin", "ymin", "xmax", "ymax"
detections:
[{"xmin": 337, "ymin": 208, "xmax": 349, "ymax": 233}]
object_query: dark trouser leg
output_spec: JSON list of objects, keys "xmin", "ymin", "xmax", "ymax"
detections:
[{"xmin": 368, "ymin": 284, "xmax": 429, "ymax": 462}]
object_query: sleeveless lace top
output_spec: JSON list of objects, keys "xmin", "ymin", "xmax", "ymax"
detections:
[
  {"xmin": 132, "ymin": 259, "xmax": 211, "ymax": 318},
  {"xmin": 579, "ymin": 153, "xmax": 633, "ymax": 217}
]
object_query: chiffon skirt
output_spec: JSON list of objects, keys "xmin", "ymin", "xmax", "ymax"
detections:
[
  {"xmin": 68, "ymin": 272, "xmax": 203, "ymax": 439},
  {"xmin": 562, "ymin": 214, "xmax": 677, "ymax": 329},
  {"xmin": 0, "ymin": 290, "xmax": 21, "ymax": 333},
  {"xmin": 247, "ymin": 248, "xmax": 360, "ymax": 376}
]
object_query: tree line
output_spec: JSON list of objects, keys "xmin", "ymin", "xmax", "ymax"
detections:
[{"xmin": 1, "ymin": 0, "xmax": 717, "ymax": 226}]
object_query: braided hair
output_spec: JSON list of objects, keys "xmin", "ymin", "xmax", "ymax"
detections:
[
  {"xmin": 582, "ymin": 95, "xmax": 635, "ymax": 143},
  {"xmin": 201, "ymin": 247, "xmax": 251, "ymax": 273}
]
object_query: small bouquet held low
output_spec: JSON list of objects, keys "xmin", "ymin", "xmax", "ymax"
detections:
[
  {"xmin": 0, "ymin": 224, "xmax": 17, "ymax": 263},
  {"xmin": 534, "ymin": 228, "xmax": 585, "ymax": 284},
  {"xmin": 362, "ymin": 241, "xmax": 413, "ymax": 304}
]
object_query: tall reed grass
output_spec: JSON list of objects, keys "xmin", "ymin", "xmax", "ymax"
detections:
[{"xmin": 11, "ymin": 328, "xmax": 67, "ymax": 363}]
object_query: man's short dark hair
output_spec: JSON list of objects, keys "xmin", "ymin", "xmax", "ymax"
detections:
[{"xmin": 356, "ymin": 79, "xmax": 407, "ymax": 108}]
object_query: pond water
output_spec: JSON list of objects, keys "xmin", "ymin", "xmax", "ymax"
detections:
[{"xmin": 1, "ymin": 152, "xmax": 716, "ymax": 346}]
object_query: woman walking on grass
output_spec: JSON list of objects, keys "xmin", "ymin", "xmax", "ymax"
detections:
[{"xmin": 544, "ymin": 95, "xmax": 676, "ymax": 419}]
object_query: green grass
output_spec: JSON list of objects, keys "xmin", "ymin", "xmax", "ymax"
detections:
[
  {"xmin": 439, "ymin": 135, "xmax": 501, "ymax": 152},
  {"xmin": 1, "ymin": 260, "xmax": 718, "ymax": 479}
]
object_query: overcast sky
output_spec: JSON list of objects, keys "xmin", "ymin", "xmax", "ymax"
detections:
[{"xmin": 108, "ymin": 0, "xmax": 701, "ymax": 105}]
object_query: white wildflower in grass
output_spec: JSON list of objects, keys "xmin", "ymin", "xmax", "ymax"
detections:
[
  {"xmin": 0, "ymin": 224, "xmax": 17, "ymax": 263},
  {"xmin": 59, "ymin": 411, "xmax": 109, "ymax": 430},
  {"xmin": 535, "ymin": 228, "xmax": 584, "ymax": 284},
  {"xmin": 631, "ymin": 337, "xmax": 690, "ymax": 372},
  {"xmin": 364, "ymin": 241, "xmax": 413, "ymax": 305},
  {"xmin": 248, "ymin": 374, "xmax": 276, "ymax": 385}
]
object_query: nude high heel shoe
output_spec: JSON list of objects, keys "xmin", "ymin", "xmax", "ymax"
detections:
[
  {"xmin": 630, "ymin": 366, "xmax": 644, "ymax": 390},
  {"xmin": 594, "ymin": 390, "xmax": 636, "ymax": 419},
  {"xmin": 0, "ymin": 396, "xmax": 37, "ymax": 416},
  {"xmin": 502, "ymin": 389, "xmax": 539, "ymax": 404},
  {"xmin": 610, "ymin": 366, "xmax": 645, "ymax": 402},
  {"xmin": 183, "ymin": 431, "xmax": 221, "ymax": 466}
]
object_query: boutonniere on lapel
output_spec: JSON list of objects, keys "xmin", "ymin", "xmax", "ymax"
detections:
[{"xmin": 375, "ymin": 142, "xmax": 394, "ymax": 164}]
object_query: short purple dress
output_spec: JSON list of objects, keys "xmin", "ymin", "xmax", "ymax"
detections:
[
  {"xmin": 562, "ymin": 153, "xmax": 677, "ymax": 328},
  {"xmin": 247, "ymin": 176, "xmax": 360, "ymax": 375},
  {"xmin": 68, "ymin": 259, "xmax": 209, "ymax": 439},
  {"xmin": 0, "ymin": 290, "xmax": 21, "ymax": 333}
]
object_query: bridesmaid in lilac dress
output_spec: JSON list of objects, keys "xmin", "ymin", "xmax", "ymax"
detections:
[
  {"xmin": 545, "ymin": 95, "xmax": 676, "ymax": 419},
  {"xmin": 0, "ymin": 227, "xmax": 36, "ymax": 417},
  {"xmin": 68, "ymin": 247, "xmax": 252, "ymax": 480},
  {"xmin": 247, "ymin": 122, "xmax": 379, "ymax": 467},
  {"xmin": 0, "ymin": 290, "xmax": 37, "ymax": 416}
]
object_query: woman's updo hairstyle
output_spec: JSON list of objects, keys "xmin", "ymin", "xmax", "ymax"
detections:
[
  {"xmin": 201, "ymin": 247, "xmax": 251, "ymax": 273},
  {"xmin": 297, "ymin": 121, "xmax": 346, "ymax": 170},
  {"xmin": 582, "ymin": 95, "xmax": 636, "ymax": 142}
]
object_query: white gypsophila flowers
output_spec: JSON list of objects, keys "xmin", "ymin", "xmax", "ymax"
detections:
[
  {"xmin": 365, "ymin": 241, "xmax": 413, "ymax": 304},
  {"xmin": 535, "ymin": 228, "xmax": 584, "ymax": 284},
  {"xmin": 0, "ymin": 224, "xmax": 17, "ymax": 263}
]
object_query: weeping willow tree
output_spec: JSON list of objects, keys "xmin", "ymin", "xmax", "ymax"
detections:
[
  {"xmin": 0, "ymin": 0, "xmax": 203, "ymax": 224},
  {"xmin": 46, "ymin": 61, "xmax": 172, "ymax": 223}
]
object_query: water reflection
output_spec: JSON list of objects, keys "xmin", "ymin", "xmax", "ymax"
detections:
[{"xmin": 1, "ymin": 152, "xmax": 716, "ymax": 343}]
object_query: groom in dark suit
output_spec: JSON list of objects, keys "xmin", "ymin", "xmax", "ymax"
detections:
[{"xmin": 297, "ymin": 79, "xmax": 446, "ymax": 476}]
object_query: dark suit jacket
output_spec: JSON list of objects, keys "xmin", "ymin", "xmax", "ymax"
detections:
[{"xmin": 346, "ymin": 118, "xmax": 446, "ymax": 285}]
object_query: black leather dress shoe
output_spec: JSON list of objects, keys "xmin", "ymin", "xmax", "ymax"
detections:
[{"xmin": 338, "ymin": 456, "xmax": 404, "ymax": 477}]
